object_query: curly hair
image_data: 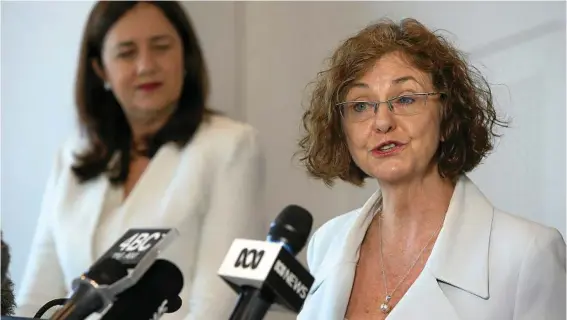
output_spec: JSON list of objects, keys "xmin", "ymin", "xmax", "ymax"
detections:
[{"xmin": 298, "ymin": 18, "xmax": 508, "ymax": 187}]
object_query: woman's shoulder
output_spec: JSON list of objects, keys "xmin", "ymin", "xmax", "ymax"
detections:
[
  {"xmin": 313, "ymin": 209, "xmax": 361, "ymax": 241},
  {"xmin": 490, "ymin": 209, "xmax": 565, "ymax": 314},
  {"xmin": 462, "ymin": 175, "xmax": 564, "ymax": 256},
  {"xmin": 197, "ymin": 113, "xmax": 258, "ymax": 142},
  {"xmin": 306, "ymin": 208, "xmax": 362, "ymax": 270},
  {"xmin": 487, "ymin": 207, "xmax": 565, "ymax": 291},
  {"xmin": 189, "ymin": 114, "xmax": 262, "ymax": 159},
  {"xmin": 492, "ymin": 208, "xmax": 565, "ymax": 254}
]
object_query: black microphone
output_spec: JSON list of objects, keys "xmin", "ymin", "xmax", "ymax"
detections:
[
  {"xmin": 218, "ymin": 205, "xmax": 315, "ymax": 320},
  {"xmin": 100, "ymin": 259, "xmax": 183, "ymax": 319},
  {"xmin": 48, "ymin": 228, "xmax": 180, "ymax": 320},
  {"xmin": 48, "ymin": 258, "xmax": 127, "ymax": 320}
]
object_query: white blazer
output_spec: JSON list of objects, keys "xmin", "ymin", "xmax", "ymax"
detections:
[
  {"xmin": 15, "ymin": 115, "xmax": 268, "ymax": 320},
  {"xmin": 298, "ymin": 175, "xmax": 566, "ymax": 320}
]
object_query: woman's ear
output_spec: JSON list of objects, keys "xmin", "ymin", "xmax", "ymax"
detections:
[{"xmin": 91, "ymin": 58, "xmax": 106, "ymax": 82}]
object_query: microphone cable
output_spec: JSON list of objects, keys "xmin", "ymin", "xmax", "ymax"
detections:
[{"xmin": 34, "ymin": 298, "xmax": 68, "ymax": 318}]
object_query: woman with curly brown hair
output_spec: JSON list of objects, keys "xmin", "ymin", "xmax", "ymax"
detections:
[{"xmin": 297, "ymin": 18, "xmax": 565, "ymax": 320}]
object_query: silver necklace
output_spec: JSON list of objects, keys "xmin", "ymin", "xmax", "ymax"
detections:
[{"xmin": 377, "ymin": 214, "xmax": 442, "ymax": 314}]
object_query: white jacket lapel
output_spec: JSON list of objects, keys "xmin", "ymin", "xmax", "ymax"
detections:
[
  {"xmin": 301, "ymin": 261, "xmax": 358, "ymax": 320},
  {"xmin": 119, "ymin": 144, "xmax": 181, "ymax": 227},
  {"xmin": 300, "ymin": 190, "xmax": 382, "ymax": 320},
  {"xmin": 58, "ymin": 143, "xmax": 184, "ymax": 269},
  {"xmin": 388, "ymin": 175, "xmax": 493, "ymax": 319},
  {"xmin": 299, "ymin": 175, "xmax": 493, "ymax": 320},
  {"xmin": 56, "ymin": 172, "xmax": 109, "ymax": 270},
  {"xmin": 428, "ymin": 175, "xmax": 492, "ymax": 298},
  {"xmin": 387, "ymin": 265, "xmax": 461, "ymax": 320}
]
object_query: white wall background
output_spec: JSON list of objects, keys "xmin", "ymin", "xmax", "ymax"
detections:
[
  {"xmin": 2, "ymin": 0, "xmax": 91, "ymax": 295},
  {"xmin": 2, "ymin": 2, "xmax": 565, "ymax": 320}
]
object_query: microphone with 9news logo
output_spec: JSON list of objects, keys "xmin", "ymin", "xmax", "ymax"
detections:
[
  {"xmin": 218, "ymin": 205, "xmax": 315, "ymax": 320},
  {"xmin": 46, "ymin": 228, "xmax": 183, "ymax": 320}
]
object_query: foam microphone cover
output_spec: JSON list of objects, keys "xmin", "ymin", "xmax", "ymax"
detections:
[
  {"xmin": 267, "ymin": 205, "xmax": 313, "ymax": 255},
  {"xmin": 101, "ymin": 259, "xmax": 184, "ymax": 319}
]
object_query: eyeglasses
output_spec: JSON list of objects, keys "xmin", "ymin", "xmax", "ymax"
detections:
[{"xmin": 336, "ymin": 92, "xmax": 444, "ymax": 123}]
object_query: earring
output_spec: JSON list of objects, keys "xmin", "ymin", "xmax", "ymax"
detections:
[{"xmin": 104, "ymin": 81, "xmax": 111, "ymax": 91}]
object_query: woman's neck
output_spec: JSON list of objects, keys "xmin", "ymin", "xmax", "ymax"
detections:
[
  {"xmin": 126, "ymin": 103, "xmax": 177, "ymax": 145},
  {"xmin": 378, "ymin": 171, "xmax": 455, "ymax": 239},
  {"xmin": 129, "ymin": 123, "xmax": 161, "ymax": 156}
]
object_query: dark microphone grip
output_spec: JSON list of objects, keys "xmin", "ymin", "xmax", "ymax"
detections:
[
  {"xmin": 228, "ymin": 286, "xmax": 274, "ymax": 320},
  {"xmin": 50, "ymin": 283, "xmax": 105, "ymax": 320},
  {"xmin": 50, "ymin": 258, "xmax": 128, "ymax": 320}
]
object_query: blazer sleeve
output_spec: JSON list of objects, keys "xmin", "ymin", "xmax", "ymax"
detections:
[
  {"xmin": 184, "ymin": 126, "xmax": 267, "ymax": 320},
  {"xmin": 15, "ymin": 147, "xmax": 67, "ymax": 317},
  {"xmin": 306, "ymin": 229, "xmax": 318, "ymax": 272},
  {"xmin": 513, "ymin": 227, "xmax": 566, "ymax": 320}
]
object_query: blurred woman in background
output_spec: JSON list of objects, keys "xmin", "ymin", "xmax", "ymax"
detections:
[
  {"xmin": 16, "ymin": 2, "xmax": 266, "ymax": 319},
  {"xmin": 297, "ymin": 18, "xmax": 565, "ymax": 320}
]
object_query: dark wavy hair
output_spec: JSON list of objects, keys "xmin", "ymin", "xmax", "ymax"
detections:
[
  {"xmin": 72, "ymin": 1, "xmax": 212, "ymax": 184},
  {"xmin": 298, "ymin": 18, "xmax": 508, "ymax": 187}
]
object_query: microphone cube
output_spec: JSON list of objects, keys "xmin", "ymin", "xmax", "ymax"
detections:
[{"xmin": 218, "ymin": 239, "xmax": 315, "ymax": 313}]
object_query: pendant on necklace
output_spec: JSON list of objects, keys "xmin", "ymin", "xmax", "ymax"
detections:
[{"xmin": 379, "ymin": 295, "xmax": 392, "ymax": 314}]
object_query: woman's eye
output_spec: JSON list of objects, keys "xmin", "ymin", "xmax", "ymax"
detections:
[
  {"xmin": 395, "ymin": 95, "xmax": 416, "ymax": 105},
  {"xmin": 352, "ymin": 102, "xmax": 369, "ymax": 112}
]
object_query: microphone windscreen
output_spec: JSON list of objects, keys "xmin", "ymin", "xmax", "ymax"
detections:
[
  {"xmin": 268, "ymin": 205, "xmax": 313, "ymax": 255},
  {"xmin": 101, "ymin": 259, "xmax": 184, "ymax": 319}
]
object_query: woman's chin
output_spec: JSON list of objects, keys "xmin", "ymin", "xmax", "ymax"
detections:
[
  {"xmin": 125, "ymin": 102, "xmax": 174, "ymax": 117},
  {"xmin": 370, "ymin": 165, "xmax": 413, "ymax": 185}
]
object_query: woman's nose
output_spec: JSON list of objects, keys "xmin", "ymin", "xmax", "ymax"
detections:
[
  {"xmin": 136, "ymin": 50, "xmax": 158, "ymax": 75},
  {"xmin": 372, "ymin": 102, "xmax": 395, "ymax": 133}
]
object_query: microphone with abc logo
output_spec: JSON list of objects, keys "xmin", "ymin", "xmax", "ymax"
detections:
[
  {"xmin": 218, "ymin": 205, "xmax": 315, "ymax": 320},
  {"xmin": 45, "ymin": 228, "xmax": 183, "ymax": 320}
]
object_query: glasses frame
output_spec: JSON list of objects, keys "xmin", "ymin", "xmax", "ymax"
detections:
[{"xmin": 336, "ymin": 92, "xmax": 445, "ymax": 121}]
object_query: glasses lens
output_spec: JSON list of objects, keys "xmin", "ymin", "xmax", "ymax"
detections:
[
  {"xmin": 390, "ymin": 94, "xmax": 427, "ymax": 115},
  {"xmin": 341, "ymin": 101, "xmax": 375, "ymax": 122}
]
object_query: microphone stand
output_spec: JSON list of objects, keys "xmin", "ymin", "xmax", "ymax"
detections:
[{"xmin": 228, "ymin": 286, "xmax": 274, "ymax": 320}]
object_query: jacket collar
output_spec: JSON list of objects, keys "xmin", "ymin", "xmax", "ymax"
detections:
[
  {"xmin": 56, "ymin": 142, "xmax": 182, "ymax": 266},
  {"xmin": 349, "ymin": 175, "xmax": 493, "ymax": 299},
  {"xmin": 352, "ymin": 175, "xmax": 493, "ymax": 298},
  {"xmin": 428, "ymin": 175, "xmax": 493, "ymax": 299},
  {"xmin": 299, "ymin": 175, "xmax": 494, "ymax": 320}
]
